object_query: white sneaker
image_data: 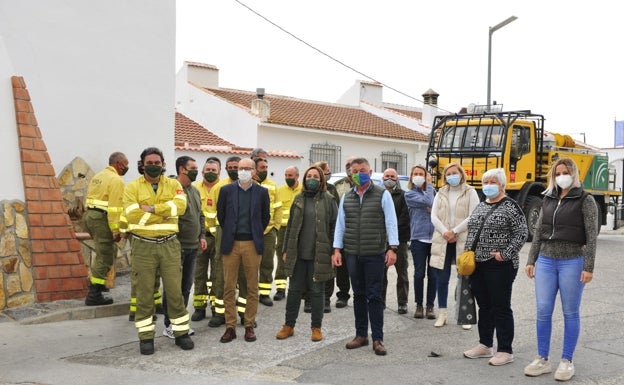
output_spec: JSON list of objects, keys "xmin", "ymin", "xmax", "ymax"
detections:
[
  {"xmin": 461, "ymin": 324, "xmax": 472, "ymax": 330},
  {"xmin": 554, "ymin": 359, "xmax": 575, "ymax": 381},
  {"xmin": 488, "ymin": 352, "xmax": 514, "ymax": 366},
  {"xmin": 189, "ymin": 328, "xmax": 195, "ymax": 336},
  {"xmin": 162, "ymin": 325, "xmax": 174, "ymax": 339},
  {"xmin": 524, "ymin": 356, "xmax": 552, "ymax": 376},
  {"xmin": 463, "ymin": 343, "xmax": 493, "ymax": 359}
]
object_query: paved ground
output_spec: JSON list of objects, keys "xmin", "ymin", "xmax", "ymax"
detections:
[{"xmin": 1, "ymin": 229, "xmax": 624, "ymax": 385}]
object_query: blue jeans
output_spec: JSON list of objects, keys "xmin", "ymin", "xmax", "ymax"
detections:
[
  {"xmin": 345, "ymin": 253, "xmax": 386, "ymax": 342},
  {"xmin": 471, "ymin": 258, "xmax": 517, "ymax": 353},
  {"xmin": 534, "ymin": 255, "xmax": 585, "ymax": 361},
  {"xmin": 410, "ymin": 240, "xmax": 436, "ymax": 307},
  {"xmin": 163, "ymin": 248, "xmax": 197, "ymax": 327},
  {"xmin": 433, "ymin": 243, "xmax": 454, "ymax": 308}
]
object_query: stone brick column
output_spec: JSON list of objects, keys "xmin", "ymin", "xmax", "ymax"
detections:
[{"xmin": 12, "ymin": 76, "xmax": 89, "ymax": 303}]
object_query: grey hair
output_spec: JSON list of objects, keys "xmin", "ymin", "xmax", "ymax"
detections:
[{"xmin": 481, "ymin": 168, "xmax": 507, "ymax": 187}]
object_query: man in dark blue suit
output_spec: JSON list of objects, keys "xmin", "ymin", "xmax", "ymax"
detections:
[{"xmin": 217, "ymin": 157, "xmax": 270, "ymax": 343}]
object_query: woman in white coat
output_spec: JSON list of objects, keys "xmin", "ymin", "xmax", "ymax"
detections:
[{"xmin": 430, "ymin": 163, "xmax": 479, "ymax": 327}]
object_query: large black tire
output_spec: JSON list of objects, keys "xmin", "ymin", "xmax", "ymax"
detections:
[{"xmin": 523, "ymin": 195, "xmax": 543, "ymax": 242}]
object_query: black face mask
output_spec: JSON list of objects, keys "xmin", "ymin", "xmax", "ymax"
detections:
[
  {"xmin": 257, "ymin": 171, "xmax": 268, "ymax": 182},
  {"xmin": 186, "ymin": 169, "xmax": 198, "ymax": 181},
  {"xmin": 144, "ymin": 165, "xmax": 163, "ymax": 178},
  {"xmin": 204, "ymin": 172, "xmax": 218, "ymax": 183},
  {"xmin": 227, "ymin": 170, "xmax": 238, "ymax": 180},
  {"xmin": 120, "ymin": 166, "xmax": 129, "ymax": 176}
]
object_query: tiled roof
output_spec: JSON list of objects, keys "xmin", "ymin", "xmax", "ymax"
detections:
[
  {"xmin": 386, "ymin": 106, "xmax": 423, "ymax": 120},
  {"xmin": 174, "ymin": 112, "xmax": 235, "ymax": 147},
  {"xmin": 201, "ymin": 87, "xmax": 429, "ymax": 142},
  {"xmin": 174, "ymin": 112, "xmax": 302, "ymax": 159}
]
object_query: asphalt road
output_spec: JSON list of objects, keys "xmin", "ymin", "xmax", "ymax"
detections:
[{"xmin": 1, "ymin": 230, "xmax": 623, "ymax": 385}]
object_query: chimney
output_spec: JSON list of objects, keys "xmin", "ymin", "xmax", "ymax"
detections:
[
  {"xmin": 251, "ymin": 88, "xmax": 270, "ymax": 121},
  {"xmin": 422, "ymin": 88, "xmax": 439, "ymax": 106},
  {"xmin": 185, "ymin": 61, "xmax": 219, "ymax": 88},
  {"xmin": 421, "ymin": 88, "xmax": 440, "ymax": 128}
]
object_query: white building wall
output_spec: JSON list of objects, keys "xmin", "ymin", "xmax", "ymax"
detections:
[
  {"xmin": 176, "ymin": 83, "xmax": 260, "ymax": 148},
  {"xmin": 259, "ymin": 124, "xmax": 427, "ymax": 176},
  {"xmin": 0, "ymin": 38, "xmax": 22, "ymax": 200},
  {"xmin": 0, "ymin": 0, "xmax": 175, "ymax": 181}
]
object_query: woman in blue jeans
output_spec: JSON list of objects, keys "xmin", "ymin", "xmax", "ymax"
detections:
[
  {"xmin": 430, "ymin": 163, "xmax": 479, "ymax": 327},
  {"xmin": 524, "ymin": 157, "xmax": 598, "ymax": 382},
  {"xmin": 405, "ymin": 165, "xmax": 436, "ymax": 319}
]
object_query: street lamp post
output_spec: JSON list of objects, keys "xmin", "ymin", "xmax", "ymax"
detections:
[{"xmin": 487, "ymin": 16, "xmax": 518, "ymax": 112}]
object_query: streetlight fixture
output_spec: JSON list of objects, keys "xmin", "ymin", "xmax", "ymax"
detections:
[{"xmin": 487, "ymin": 15, "xmax": 518, "ymax": 111}]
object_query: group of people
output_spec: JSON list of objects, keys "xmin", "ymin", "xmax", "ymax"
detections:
[{"xmin": 84, "ymin": 149, "xmax": 597, "ymax": 381}]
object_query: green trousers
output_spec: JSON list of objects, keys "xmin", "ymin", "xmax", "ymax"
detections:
[
  {"xmin": 131, "ymin": 237, "xmax": 189, "ymax": 340},
  {"xmin": 258, "ymin": 228, "xmax": 277, "ymax": 296},
  {"xmin": 192, "ymin": 235, "xmax": 216, "ymax": 310},
  {"xmin": 83, "ymin": 209, "xmax": 116, "ymax": 285}
]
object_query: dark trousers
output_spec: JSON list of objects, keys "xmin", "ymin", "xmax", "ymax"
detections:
[
  {"xmin": 335, "ymin": 254, "xmax": 351, "ymax": 300},
  {"xmin": 410, "ymin": 240, "xmax": 437, "ymax": 307},
  {"xmin": 285, "ymin": 259, "xmax": 324, "ymax": 328},
  {"xmin": 471, "ymin": 258, "xmax": 517, "ymax": 354},
  {"xmin": 346, "ymin": 253, "xmax": 385, "ymax": 342},
  {"xmin": 163, "ymin": 248, "xmax": 197, "ymax": 327},
  {"xmin": 382, "ymin": 242, "xmax": 409, "ymax": 307}
]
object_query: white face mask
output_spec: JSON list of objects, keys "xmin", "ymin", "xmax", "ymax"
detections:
[
  {"xmin": 238, "ymin": 170, "xmax": 252, "ymax": 183},
  {"xmin": 412, "ymin": 175, "xmax": 425, "ymax": 187},
  {"xmin": 555, "ymin": 174, "xmax": 573, "ymax": 190}
]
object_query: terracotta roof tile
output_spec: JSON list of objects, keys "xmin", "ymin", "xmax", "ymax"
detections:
[
  {"xmin": 174, "ymin": 112, "xmax": 302, "ymax": 159},
  {"xmin": 386, "ymin": 106, "xmax": 423, "ymax": 120},
  {"xmin": 175, "ymin": 112, "xmax": 235, "ymax": 147},
  {"xmin": 201, "ymin": 87, "xmax": 429, "ymax": 142}
]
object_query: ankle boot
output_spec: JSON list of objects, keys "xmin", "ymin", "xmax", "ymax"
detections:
[
  {"xmin": 434, "ymin": 308, "xmax": 447, "ymax": 327},
  {"xmin": 85, "ymin": 283, "xmax": 113, "ymax": 306}
]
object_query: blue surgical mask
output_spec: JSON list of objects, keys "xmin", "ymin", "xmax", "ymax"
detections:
[
  {"xmin": 482, "ymin": 184, "xmax": 499, "ymax": 198},
  {"xmin": 446, "ymin": 174, "xmax": 461, "ymax": 186},
  {"xmin": 352, "ymin": 172, "xmax": 371, "ymax": 186}
]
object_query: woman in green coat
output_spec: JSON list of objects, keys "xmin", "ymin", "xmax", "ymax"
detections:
[{"xmin": 275, "ymin": 165, "xmax": 338, "ymax": 342}]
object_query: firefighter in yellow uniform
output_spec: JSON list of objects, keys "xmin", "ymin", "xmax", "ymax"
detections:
[
  {"xmin": 206, "ymin": 156, "xmax": 241, "ymax": 327},
  {"xmin": 123, "ymin": 147, "xmax": 193, "ymax": 355},
  {"xmin": 273, "ymin": 165, "xmax": 302, "ymax": 301},
  {"xmin": 126, "ymin": 161, "xmax": 163, "ymax": 322},
  {"xmin": 190, "ymin": 157, "xmax": 221, "ymax": 321},
  {"xmin": 84, "ymin": 152, "xmax": 128, "ymax": 306},
  {"xmin": 252, "ymin": 157, "xmax": 282, "ymax": 307}
]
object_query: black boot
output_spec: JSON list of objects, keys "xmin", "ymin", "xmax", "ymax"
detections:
[
  {"xmin": 191, "ymin": 308, "xmax": 206, "ymax": 321},
  {"xmin": 85, "ymin": 284, "xmax": 113, "ymax": 306}
]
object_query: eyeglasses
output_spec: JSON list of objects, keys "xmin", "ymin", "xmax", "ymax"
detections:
[{"xmin": 239, "ymin": 167, "xmax": 254, "ymax": 171}]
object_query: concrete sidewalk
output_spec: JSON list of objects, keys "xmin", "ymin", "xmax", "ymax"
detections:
[{"xmin": 1, "ymin": 229, "xmax": 624, "ymax": 385}]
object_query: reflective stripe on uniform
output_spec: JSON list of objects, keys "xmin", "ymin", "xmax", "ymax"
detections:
[
  {"xmin": 126, "ymin": 223, "xmax": 179, "ymax": 232},
  {"xmin": 258, "ymin": 282, "xmax": 272, "ymax": 295},
  {"xmin": 90, "ymin": 276, "xmax": 107, "ymax": 285},
  {"xmin": 166, "ymin": 200, "xmax": 178, "ymax": 217},
  {"xmin": 86, "ymin": 198, "xmax": 109, "ymax": 210},
  {"xmin": 138, "ymin": 212, "xmax": 151, "ymax": 226},
  {"xmin": 170, "ymin": 313, "xmax": 190, "ymax": 325},
  {"xmin": 135, "ymin": 317, "xmax": 155, "ymax": 333},
  {"xmin": 274, "ymin": 278, "xmax": 287, "ymax": 290}
]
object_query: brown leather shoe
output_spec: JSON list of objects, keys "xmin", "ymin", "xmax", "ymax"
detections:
[
  {"xmin": 345, "ymin": 336, "xmax": 369, "ymax": 349},
  {"xmin": 276, "ymin": 325, "xmax": 294, "ymax": 340},
  {"xmin": 311, "ymin": 327, "xmax": 323, "ymax": 342},
  {"xmin": 414, "ymin": 305, "xmax": 424, "ymax": 319},
  {"xmin": 219, "ymin": 327, "xmax": 236, "ymax": 343},
  {"xmin": 373, "ymin": 340, "xmax": 387, "ymax": 356},
  {"xmin": 426, "ymin": 305, "xmax": 436, "ymax": 319},
  {"xmin": 244, "ymin": 326, "xmax": 257, "ymax": 342}
]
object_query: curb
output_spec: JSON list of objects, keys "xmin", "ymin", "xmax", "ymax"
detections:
[{"xmin": 18, "ymin": 301, "xmax": 130, "ymax": 325}]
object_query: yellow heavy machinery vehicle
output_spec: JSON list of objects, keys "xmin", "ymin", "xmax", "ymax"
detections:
[{"xmin": 426, "ymin": 110, "xmax": 621, "ymax": 240}]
